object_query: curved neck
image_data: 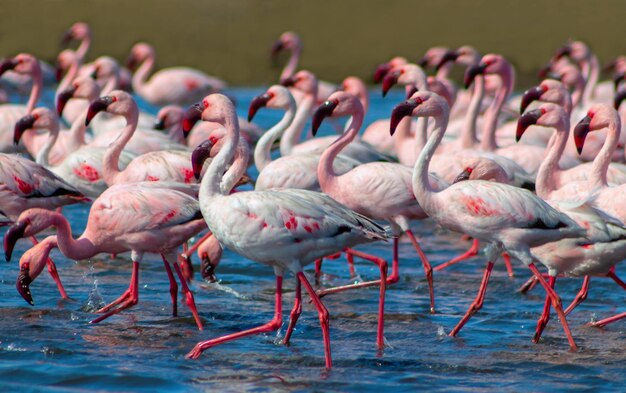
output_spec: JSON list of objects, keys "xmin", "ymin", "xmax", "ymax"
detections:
[
  {"xmin": 76, "ymin": 35, "xmax": 91, "ymax": 61},
  {"xmin": 200, "ymin": 109, "xmax": 240, "ymax": 199},
  {"xmin": 318, "ymin": 110, "xmax": 364, "ymax": 192},
  {"xmin": 132, "ymin": 54, "xmax": 154, "ymax": 97},
  {"xmin": 167, "ymin": 120, "xmax": 185, "ymax": 144},
  {"xmin": 535, "ymin": 126, "xmax": 568, "ymax": 199},
  {"xmin": 102, "ymin": 110, "xmax": 139, "ymax": 186},
  {"xmin": 222, "ymin": 139, "xmax": 250, "ymax": 194},
  {"xmin": 280, "ymin": 93, "xmax": 314, "ymax": 155},
  {"xmin": 480, "ymin": 72, "xmax": 512, "ymax": 151},
  {"xmin": 254, "ymin": 104, "xmax": 296, "ymax": 171},
  {"xmin": 102, "ymin": 73, "xmax": 120, "ymax": 96},
  {"xmin": 280, "ymin": 47, "xmax": 301, "ymax": 80},
  {"xmin": 48, "ymin": 212, "xmax": 96, "ymax": 260},
  {"xmin": 436, "ymin": 62, "xmax": 453, "ymax": 79},
  {"xmin": 413, "ymin": 113, "xmax": 449, "ymax": 212},
  {"xmin": 29, "ymin": 125, "xmax": 59, "ymax": 167},
  {"xmin": 26, "ymin": 66, "xmax": 43, "ymax": 113},
  {"xmin": 56, "ymin": 58, "xmax": 80, "ymax": 98},
  {"xmin": 415, "ymin": 117, "xmax": 428, "ymax": 151},
  {"xmin": 461, "ymin": 75, "xmax": 484, "ymax": 149},
  {"xmin": 582, "ymin": 55, "xmax": 599, "ymax": 105},
  {"xmin": 67, "ymin": 107, "xmax": 89, "ymax": 149},
  {"xmin": 571, "ymin": 78, "xmax": 585, "ymax": 109},
  {"xmin": 589, "ymin": 120, "xmax": 621, "ymax": 189}
]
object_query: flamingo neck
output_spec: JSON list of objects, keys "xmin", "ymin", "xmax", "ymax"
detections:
[
  {"xmin": 280, "ymin": 46, "xmax": 301, "ymax": 80},
  {"xmin": 393, "ymin": 115, "xmax": 415, "ymax": 163},
  {"xmin": 436, "ymin": 62, "xmax": 453, "ymax": 79},
  {"xmin": 26, "ymin": 65, "xmax": 43, "ymax": 113},
  {"xmin": 102, "ymin": 73, "xmax": 120, "ymax": 96},
  {"xmin": 582, "ymin": 55, "xmax": 599, "ymax": 105},
  {"xmin": 254, "ymin": 103, "xmax": 296, "ymax": 171},
  {"xmin": 461, "ymin": 74, "xmax": 484, "ymax": 149},
  {"xmin": 571, "ymin": 78, "xmax": 584, "ymax": 109},
  {"xmin": 76, "ymin": 34, "xmax": 91, "ymax": 61},
  {"xmin": 48, "ymin": 212, "xmax": 96, "ymax": 260},
  {"xmin": 56, "ymin": 58, "xmax": 80, "ymax": 98},
  {"xmin": 36, "ymin": 122, "xmax": 60, "ymax": 167},
  {"xmin": 102, "ymin": 109, "xmax": 139, "ymax": 186},
  {"xmin": 221, "ymin": 139, "xmax": 250, "ymax": 194},
  {"xmin": 280, "ymin": 92, "xmax": 315, "ymax": 155},
  {"xmin": 167, "ymin": 118, "xmax": 185, "ymax": 144},
  {"xmin": 590, "ymin": 120, "xmax": 621, "ymax": 189},
  {"xmin": 318, "ymin": 109, "xmax": 364, "ymax": 192},
  {"xmin": 535, "ymin": 125, "xmax": 569, "ymax": 199},
  {"xmin": 201, "ymin": 108, "xmax": 240, "ymax": 199},
  {"xmin": 480, "ymin": 70, "xmax": 513, "ymax": 151},
  {"xmin": 132, "ymin": 54, "xmax": 154, "ymax": 96}
]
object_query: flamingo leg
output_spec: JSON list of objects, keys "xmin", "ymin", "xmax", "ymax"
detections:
[
  {"xmin": 345, "ymin": 249, "xmax": 356, "ymax": 278},
  {"xmin": 316, "ymin": 249, "xmax": 391, "ymax": 297},
  {"xmin": 532, "ymin": 276, "xmax": 556, "ymax": 343},
  {"xmin": 527, "ymin": 263, "xmax": 577, "ymax": 350},
  {"xmin": 314, "ymin": 258, "xmax": 323, "ymax": 285},
  {"xmin": 282, "ymin": 279, "xmax": 302, "ymax": 345},
  {"xmin": 502, "ymin": 252, "xmax": 514, "ymax": 278},
  {"xmin": 297, "ymin": 272, "xmax": 332, "ymax": 369},
  {"xmin": 163, "ymin": 257, "xmax": 178, "ymax": 317},
  {"xmin": 405, "ymin": 230, "xmax": 435, "ymax": 313},
  {"xmin": 91, "ymin": 261, "xmax": 140, "ymax": 324},
  {"xmin": 589, "ymin": 312, "xmax": 626, "ymax": 328},
  {"xmin": 435, "ymin": 238, "xmax": 479, "ymax": 271},
  {"xmin": 173, "ymin": 261, "xmax": 204, "ymax": 330},
  {"xmin": 564, "ymin": 276, "xmax": 590, "ymax": 316},
  {"xmin": 518, "ymin": 275, "xmax": 539, "ymax": 294},
  {"xmin": 30, "ymin": 236, "xmax": 68, "ymax": 299},
  {"xmin": 186, "ymin": 275, "xmax": 283, "ymax": 359},
  {"xmin": 449, "ymin": 261, "xmax": 494, "ymax": 337},
  {"xmin": 607, "ymin": 269, "xmax": 626, "ymax": 290}
]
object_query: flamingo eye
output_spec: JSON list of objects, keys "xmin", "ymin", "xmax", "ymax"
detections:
[
  {"xmin": 267, "ymin": 92, "xmax": 275, "ymax": 99},
  {"xmin": 465, "ymin": 167, "xmax": 473, "ymax": 173},
  {"xmin": 540, "ymin": 108, "xmax": 546, "ymax": 115},
  {"xmin": 111, "ymin": 96, "xmax": 118, "ymax": 103},
  {"xmin": 400, "ymin": 69, "xmax": 405, "ymax": 74},
  {"xmin": 33, "ymin": 114, "xmax": 39, "ymax": 120},
  {"xmin": 202, "ymin": 99, "xmax": 209, "ymax": 108}
]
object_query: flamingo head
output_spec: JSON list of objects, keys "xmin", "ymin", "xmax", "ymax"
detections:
[
  {"xmin": 57, "ymin": 76, "xmax": 99, "ymax": 116},
  {"xmin": 127, "ymin": 42, "xmax": 154, "ymax": 71},
  {"xmin": 311, "ymin": 91, "xmax": 362, "ymax": 135},
  {"xmin": 383, "ymin": 64, "xmax": 426, "ymax": 97},
  {"xmin": 418, "ymin": 47, "xmax": 449, "ymax": 69},
  {"xmin": 574, "ymin": 104, "xmax": 621, "ymax": 154},
  {"xmin": 15, "ymin": 108, "xmax": 59, "ymax": 145},
  {"xmin": 614, "ymin": 88, "xmax": 626, "ymax": 110},
  {"xmin": 520, "ymin": 84, "xmax": 549, "ymax": 113},
  {"xmin": 55, "ymin": 49, "xmax": 79, "ymax": 82},
  {"xmin": 271, "ymin": 31, "xmax": 301, "ymax": 61},
  {"xmin": 453, "ymin": 158, "xmax": 509, "ymax": 184},
  {"xmin": 200, "ymin": 234, "xmax": 222, "ymax": 283},
  {"xmin": 464, "ymin": 54, "xmax": 511, "ymax": 89},
  {"xmin": 191, "ymin": 131, "xmax": 225, "ymax": 180},
  {"xmin": 435, "ymin": 50, "xmax": 460, "ymax": 71},
  {"xmin": 280, "ymin": 70, "xmax": 318, "ymax": 95},
  {"xmin": 4, "ymin": 209, "xmax": 54, "ymax": 262},
  {"xmin": 61, "ymin": 22, "xmax": 91, "ymax": 46},
  {"xmin": 390, "ymin": 91, "xmax": 449, "ymax": 135},
  {"xmin": 0, "ymin": 54, "xmax": 40, "ymax": 77},
  {"xmin": 85, "ymin": 90, "xmax": 135, "ymax": 126},
  {"xmin": 554, "ymin": 41, "xmax": 589, "ymax": 64},
  {"xmin": 154, "ymin": 105, "xmax": 184, "ymax": 131},
  {"xmin": 248, "ymin": 85, "xmax": 295, "ymax": 122},
  {"xmin": 517, "ymin": 103, "xmax": 566, "ymax": 142},
  {"xmin": 16, "ymin": 236, "xmax": 57, "ymax": 306},
  {"xmin": 91, "ymin": 56, "xmax": 120, "ymax": 81}
]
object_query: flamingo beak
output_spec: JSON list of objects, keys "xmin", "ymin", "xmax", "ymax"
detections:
[
  {"xmin": 390, "ymin": 99, "xmax": 419, "ymax": 135},
  {"xmin": 270, "ymin": 40, "xmax": 284, "ymax": 65},
  {"xmin": 311, "ymin": 99, "xmax": 338, "ymax": 136},
  {"xmin": 573, "ymin": 115, "xmax": 592, "ymax": 154},
  {"xmin": 55, "ymin": 62, "xmax": 64, "ymax": 82},
  {"xmin": 0, "ymin": 58, "xmax": 18, "ymax": 76},
  {"xmin": 537, "ymin": 63, "xmax": 552, "ymax": 79},
  {"xmin": 14, "ymin": 114, "xmax": 36, "ymax": 146},
  {"xmin": 191, "ymin": 139, "xmax": 216, "ymax": 180},
  {"xmin": 554, "ymin": 44, "xmax": 572, "ymax": 60},
  {"xmin": 56, "ymin": 86, "xmax": 76, "ymax": 116},
  {"xmin": 280, "ymin": 76, "xmax": 297, "ymax": 87},
  {"xmin": 60, "ymin": 30, "xmax": 74, "ymax": 46},
  {"xmin": 126, "ymin": 54, "xmax": 139, "ymax": 71},
  {"xmin": 417, "ymin": 56, "xmax": 428, "ymax": 68},
  {"xmin": 516, "ymin": 109, "xmax": 543, "ymax": 142},
  {"xmin": 85, "ymin": 96, "xmax": 114, "ymax": 126},
  {"xmin": 153, "ymin": 117, "xmax": 166, "ymax": 130},
  {"xmin": 17, "ymin": 265, "xmax": 34, "ymax": 305},
  {"xmin": 453, "ymin": 167, "xmax": 473, "ymax": 184},
  {"xmin": 201, "ymin": 257, "xmax": 218, "ymax": 282},
  {"xmin": 248, "ymin": 93, "xmax": 272, "ymax": 122},
  {"xmin": 405, "ymin": 86, "xmax": 419, "ymax": 100},
  {"xmin": 435, "ymin": 50, "xmax": 459, "ymax": 71},
  {"xmin": 613, "ymin": 72, "xmax": 625, "ymax": 90},
  {"xmin": 4, "ymin": 220, "xmax": 27, "ymax": 262},
  {"xmin": 373, "ymin": 63, "xmax": 392, "ymax": 83},
  {"xmin": 520, "ymin": 85, "xmax": 545, "ymax": 114},
  {"xmin": 381, "ymin": 70, "xmax": 400, "ymax": 98},
  {"xmin": 464, "ymin": 62, "xmax": 487, "ymax": 89},
  {"xmin": 182, "ymin": 103, "xmax": 203, "ymax": 136},
  {"xmin": 614, "ymin": 89, "xmax": 626, "ymax": 110}
]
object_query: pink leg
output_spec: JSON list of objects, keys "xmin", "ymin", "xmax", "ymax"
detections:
[
  {"xmin": 316, "ymin": 249, "xmax": 391, "ymax": 297},
  {"xmin": 173, "ymin": 262, "xmax": 204, "ymax": 330},
  {"xmin": 564, "ymin": 276, "xmax": 590, "ymax": 316},
  {"xmin": 607, "ymin": 270, "xmax": 626, "ymax": 291},
  {"xmin": 282, "ymin": 279, "xmax": 302, "ymax": 345},
  {"xmin": 518, "ymin": 275, "xmax": 539, "ymax": 294},
  {"xmin": 527, "ymin": 263, "xmax": 577, "ymax": 350},
  {"xmin": 435, "ymin": 238, "xmax": 479, "ymax": 271},
  {"xmin": 91, "ymin": 261, "xmax": 140, "ymax": 324},
  {"xmin": 590, "ymin": 312, "xmax": 626, "ymax": 328},
  {"xmin": 186, "ymin": 276, "xmax": 283, "ymax": 359},
  {"xmin": 449, "ymin": 261, "xmax": 494, "ymax": 337},
  {"xmin": 30, "ymin": 237, "xmax": 68, "ymax": 299},
  {"xmin": 502, "ymin": 252, "xmax": 514, "ymax": 278},
  {"xmin": 314, "ymin": 258, "xmax": 323, "ymax": 285},
  {"xmin": 162, "ymin": 257, "xmax": 178, "ymax": 317},
  {"xmin": 345, "ymin": 249, "xmax": 356, "ymax": 278},
  {"xmin": 406, "ymin": 230, "xmax": 435, "ymax": 313},
  {"xmin": 298, "ymin": 272, "xmax": 332, "ymax": 369},
  {"xmin": 532, "ymin": 275, "xmax": 556, "ymax": 343}
]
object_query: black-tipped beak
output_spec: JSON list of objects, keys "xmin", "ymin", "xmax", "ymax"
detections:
[
  {"xmin": 516, "ymin": 109, "xmax": 543, "ymax": 142},
  {"xmin": 382, "ymin": 70, "xmax": 400, "ymax": 98},
  {"xmin": 573, "ymin": 115, "xmax": 592, "ymax": 154},
  {"xmin": 614, "ymin": 89, "xmax": 626, "ymax": 110},
  {"xmin": 4, "ymin": 220, "xmax": 27, "ymax": 262},
  {"xmin": 280, "ymin": 76, "xmax": 297, "ymax": 87},
  {"xmin": 191, "ymin": 139, "xmax": 215, "ymax": 180},
  {"xmin": 390, "ymin": 99, "xmax": 418, "ymax": 135},
  {"xmin": 14, "ymin": 115, "xmax": 36, "ymax": 146},
  {"xmin": 613, "ymin": 72, "xmax": 625, "ymax": 90},
  {"xmin": 85, "ymin": 96, "xmax": 113, "ymax": 126},
  {"xmin": 373, "ymin": 63, "xmax": 392, "ymax": 83},
  {"xmin": 0, "ymin": 58, "xmax": 18, "ymax": 76},
  {"xmin": 417, "ymin": 56, "xmax": 428, "ymax": 68},
  {"xmin": 56, "ymin": 86, "xmax": 76, "ymax": 116},
  {"xmin": 182, "ymin": 103, "xmax": 203, "ymax": 136},
  {"xmin": 248, "ymin": 93, "xmax": 272, "ymax": 122},
  {"xmin": 55, "ymin": 63, "xmax": 64, "ymax": 82},
  {"xmin": 126, "ymin": 54, "xmax": 139, "ymax": 71},
  {"xmin": 464, "ymin": 62, "xmax": 487, "ymax": 89},
  {"xmin": 201, "ymin": 257, "xmax": 217, "ymax": 283},
  {"xmin": 17, "ymin": 266, "xmax": 34, "ymax": 305},
  {"xmin": 405, "ymin": 86, "xmax": 418, "ymax": 100},
  {"xmin": 271, "ymin": 40, "xmax": 284, "ymax": 61},
  {"xmin": 61, "ymin": 30, "xmax": 73, "ymax": 46},
  {"xmin": 603, "ymin": 59, "xmax": 618, "ymax": 74},
  {"xmin": 311, "ymin": 99, "xmax": 338, "ymax": 136},
  {"xmin": 453, "ymin": 167, "xmax": 473, "ymax": 184},
  {"xmin": 153, "ymin": 117, "xmax": 166, "ymax": 130},
  {"xmin": 436, "ymin": 50, "xmax": 459, "ymax": 71},
  {"xmin": 520, "ymin": 85, "xmax": 545, "ymax": 114},
  {"xmin": 537, "ymin": 63, "xmax": 552, "ymax": 79},
  {"xmin": 554, "ymin": 44, "xmax": 572, "ymax": 60}
]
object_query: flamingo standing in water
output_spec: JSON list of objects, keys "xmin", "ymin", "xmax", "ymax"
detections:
[
  {"xmin": 391, "ymin": 91, "xmax": 585, "ymax": 349},
  {"xmin": 4, "ymin": 181, "xmax": 207, "ymax": 329},
  {"xmin": 183, "ymin": 94, "xmax": 390, "ymax": 368}
]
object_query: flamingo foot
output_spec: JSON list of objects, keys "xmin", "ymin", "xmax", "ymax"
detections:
[
  {"xmin": 449, "ymin": 261, "xmax": 494, "ymax": 337},
  {"xmin": 297, "ymin": 272, "xmax": 332, "ymax": 369},
  {"xmin": 174, "ymin": 262, "xmax": 203, "ymax": 330},
  {"xmin": 91, "ymin": 261, "xmax": 140, "ymax": 324},
  {"xmin": 532, "ymin": 276, "xmax": 556, "ymax": 343},
  {"xmin": 588, "ymin": 312, "xmax": 626, "ymax": 328},
  {"xmin": 435, "ymin": 239, "xmax": 479, "ymax": 271}
]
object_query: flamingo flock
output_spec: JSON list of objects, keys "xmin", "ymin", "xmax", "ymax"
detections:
[{"xmin": 2, "ymin": 23, "xmax": 626, "ymax": 370}]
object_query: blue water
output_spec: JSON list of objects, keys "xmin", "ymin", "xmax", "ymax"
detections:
[{"xmin": 1, "ymin": 88, "xmax": 625, "ymax": 392}]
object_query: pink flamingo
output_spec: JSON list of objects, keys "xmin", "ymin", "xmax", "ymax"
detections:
[
  {"xmin": 4, "ymin": 181, "xmax": 206, "ymax": 329},
  {"xmin": 391, "ymin": 90, "xmax": 584, "ymax": 349},
  {"xmin": 127, "ymin": 42, "xmax": 226, "ymax": 106},
  {"xmin": 183, "ymin": 94, "xmax": 390, "ymax": 368}
]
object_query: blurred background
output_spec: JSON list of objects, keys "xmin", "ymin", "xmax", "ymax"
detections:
[{"xmin": 2, "ymin": 0, "xmax": 625, "ymax": 89}]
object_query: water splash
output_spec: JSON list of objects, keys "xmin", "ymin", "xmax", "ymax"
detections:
[{"xmin": 80, "ymin": 261, "xmax": 105, "ymax": 312}]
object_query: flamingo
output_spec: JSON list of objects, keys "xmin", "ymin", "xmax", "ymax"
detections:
[
  {"xmin": 183, "ymin": 94, "xmax": 390, "ymax": 368},
  {"xmin": 391, "ymin": 91, "xmax": 585, "ymax": 349},
  {"xmin": 3, "ymin": 181, "xmax": 206, "ymax": 329},
  {"xmin": 127, "ymin": 42, "xmax": 226, "ymax": 106}
]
